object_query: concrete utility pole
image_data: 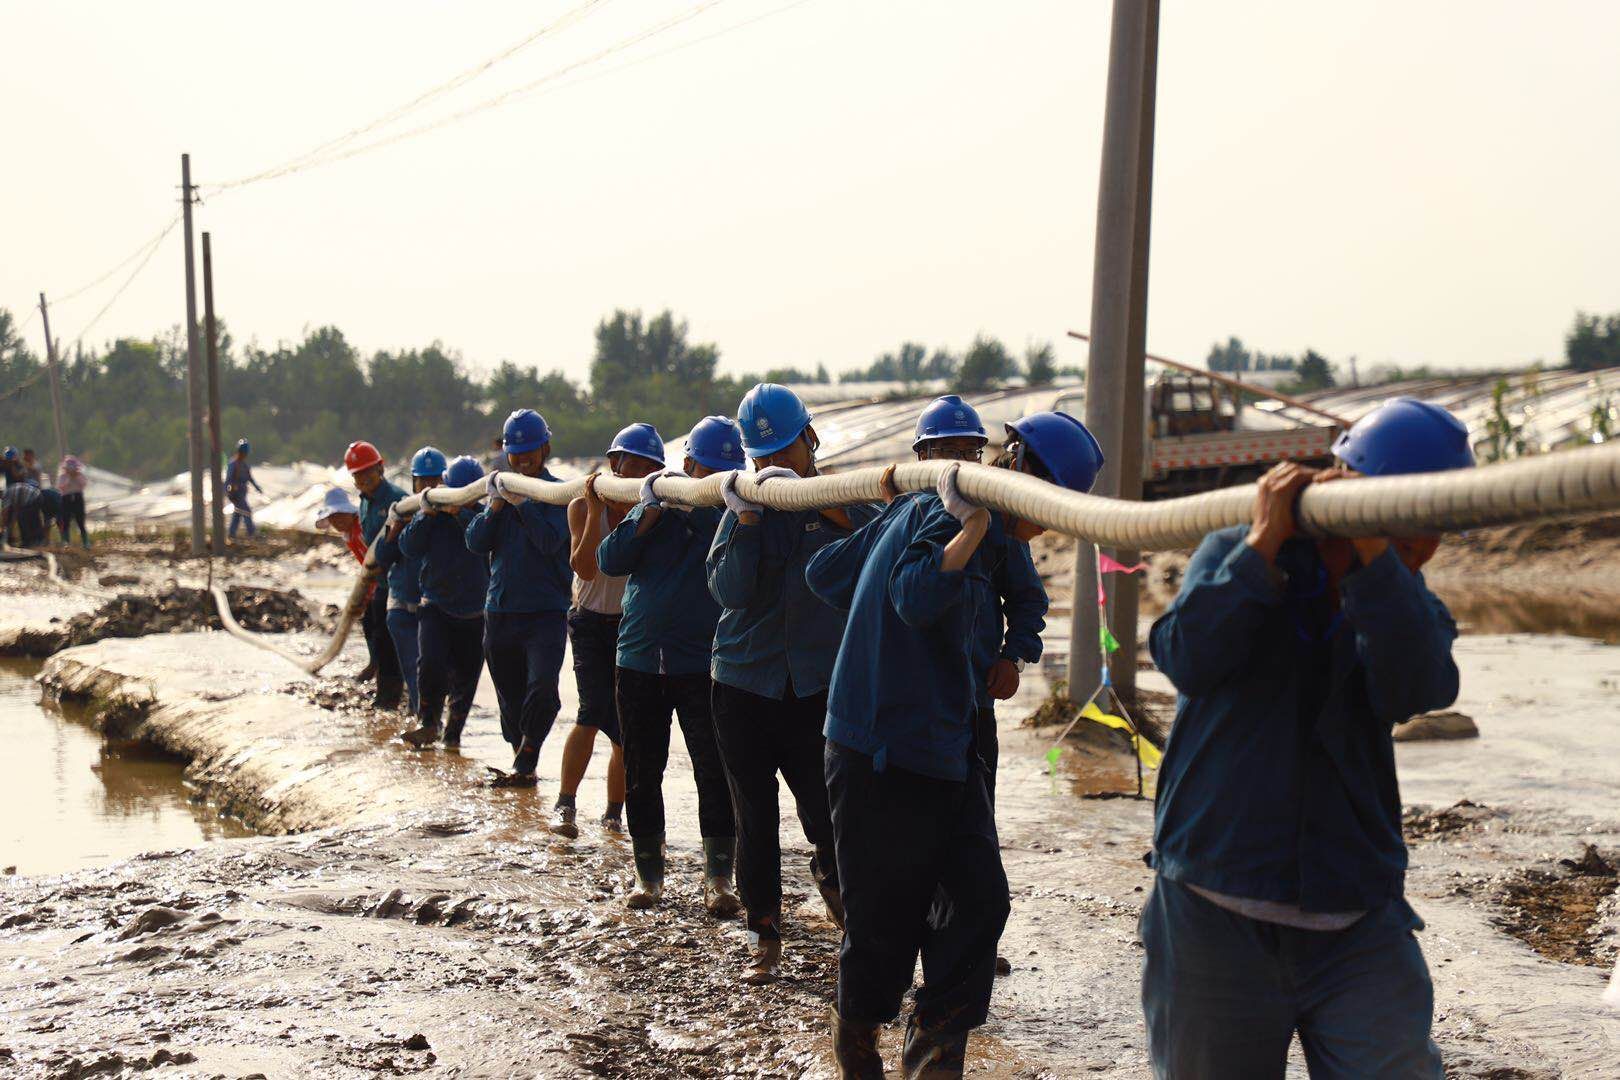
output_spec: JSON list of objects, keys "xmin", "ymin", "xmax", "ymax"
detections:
[
  {"xmin": 1070, "ymin": 0, "xmax": 1160, "ymax": 704},
  {"xmin": 36, "ymin": 293, "xmax": 69, "ymax": 465},
  {"xmin": 202, "ymin": 232, "xmax": 226, "ymax": 555},
  {"xmin": 180, "ymin": 154, "xmax": 206, "ymax": 555}
]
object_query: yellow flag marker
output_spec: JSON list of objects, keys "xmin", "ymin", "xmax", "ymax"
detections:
[{"xmin": 1080, "ymin": 702, "xmax": 1163, "ymax": 770}]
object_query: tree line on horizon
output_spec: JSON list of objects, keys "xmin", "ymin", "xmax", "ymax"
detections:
[{"xmin": 0, "ymin": 307, "xmax": 1067, "ymax": 481}]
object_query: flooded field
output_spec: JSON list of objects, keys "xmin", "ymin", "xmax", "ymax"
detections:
[{"xmin": 0, "ymin": 658, "xmax": 252, "ymax": 877}]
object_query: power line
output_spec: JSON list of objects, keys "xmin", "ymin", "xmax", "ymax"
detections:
[
  {"xmin": 47, "ymin": 213, "xmax": 184, "ymax": 307},
  {"xmin": 206, "ymin": 0, "xmax": 616, "ymax": 194},
  {"xmin": 57, "ymin": 214, "xmax": 180, "ymax": 355}
]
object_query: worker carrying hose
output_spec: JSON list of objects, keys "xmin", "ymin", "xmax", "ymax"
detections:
[
  {"xmin": 596, "ymin": 417, "xmax": 744, "ymax": 916},
  {"xmin": 345, "ymin": 440, "xmax": 407, "ymax": 711},
  {"xmin": 807, "ymin": 410, "xmax": 1104, "ymax": 1080},
  {"xmin": 225, "ymin": 439, "xmax": 264, "ymax": 541},
  {"xmin": 705, "ymin": 383, "xmax": 880, "ymax": 985},
  {"xmin": 548, "ymin": 424, "xmax": 660, "ymax": 838},
  {"xmin": 1142, "ymin": 398, "xmax": 1473, "ymax": 1079},
  {"xmin": 905, "ymin": 396, "xmax": 1051, "ymax": 800},
  {"xmin": 398, "ymin": 455, "xmax": 490, "ymax": 749},
  {"xmin": 375, "ymin": 447, "xmax": 443, "ymax": 721},
  {"xmin": 467, "ymin": 408, "xmax": 573, "ymax": 787}
]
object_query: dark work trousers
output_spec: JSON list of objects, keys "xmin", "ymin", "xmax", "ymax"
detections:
[
  {"xmin": 385, "ymin": 607, "xmax": 421, "ymax": 715},
  {"xmin": 617, "ymin": 667, "xmax": 735, "ymax": 842},
  {"xmin": 483, "ymin": 609, "xmax": 568, "ymax": 751},
  {"xmin": 825, "ymin": 739, "xmax": 1010, "ymax": 1034},
  {"xmin": 1140, "ymin": 876, "xmax": 1443, "ymax": 1080},
  {"xmin": 360, "ymin": 578, "xmax": 402, "ymax": 704},
  {"xmin": 416, "ymin": 604, "xmax": 484, "ymax": 730},
  {"xmin": 58, "ymin": 492, "xmax": 88, "ymax": 546},
  {"xmin": 567, "ymin": 608, "xmax": 622, "ymax": 746},
  {"xmin": 710, "ymin": 681, "xmax": 837, "ymax": 940},
  {"xmin": 975, "ymin": 706, "xmax": 999, "ymax": 805}
]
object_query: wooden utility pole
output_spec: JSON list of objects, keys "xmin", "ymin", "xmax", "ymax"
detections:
[
  {"xmin": 202, "ymin": 232, "xmax": 226, "ymax": 554},
  {"xmin": 180, "ymin": 154, "xmax": 206, "ymax": 555},
  {"xmin": 36, "ymin": 293, "xmax": 69, "ymax": 465},
  {"xmin": 1070, "ymin": 0, "xmax": 1159, "ymax": 704}
]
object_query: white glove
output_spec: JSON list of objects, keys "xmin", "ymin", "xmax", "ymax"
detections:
[
  {"xmin": 640, "ymin": 469, "xmax": 684, "ymax": 509},
  {"xmin": 493, "ymin": 472, "xmax": 527, "ymax": 506},
  {"xmin": 753, "ymin": 465, "xmax": 798, "ymax": 484},
  {"xmin": 937, "ymin": 463, "xmax": 985, "ymax": 525},
  {"xmin": 720, "ymin": 471, "xmax": 763, "ymax": 517}
]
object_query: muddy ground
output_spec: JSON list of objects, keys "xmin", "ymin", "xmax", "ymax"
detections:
[{"xmin": 3, "ymin": 536, "xmax": 1620, "ymax": 1077}]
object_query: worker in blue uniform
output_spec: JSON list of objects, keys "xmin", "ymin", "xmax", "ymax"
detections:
[
  {"xmin": 376, "ymin": 446, "xmax": 443, "ymax": 721},
  {"xmin": 399, "ymin": 455, "xmax": 491, "ymax": 749},
  {"xmin": 346, "ymin": 439, "xmax": 407, "ymax": 711},
  {"xmin": 706, "ymin": 383, "xmax": 880, "ymax": 985},
  {"xmin": 466, "ymin": 409, "xmax": 573, "ymax": 787},
  {"xmin": 1143, "ymin": 397, "xmax": 1473, "ymax": 1080},
  {"xmin": 597, "ymin": 416, "xmax": 744, "ymax": 916},
  {"xmin": 808, "ymin": 410, "xmax": 1104, "ymax": 1079},
  {"xmin": 906, "ymin": 396, "xmax": 1049, "ymax": 800}
]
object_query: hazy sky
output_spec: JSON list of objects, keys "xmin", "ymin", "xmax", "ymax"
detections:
[{"xmin": 4, "ymin": 1, "xmax": 1617, "ymax": 385}]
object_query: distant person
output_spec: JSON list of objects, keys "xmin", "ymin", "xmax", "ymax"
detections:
[
  {"xmin": 2, "ymin": 446, "xmax": 18, "ymax": 490},
  {"xmin": 467, "ymin": 409, "xmax": 573, "ymax": 787},
  {"xmin": 314, "ymin": 487, "xmax": 367, "ymax": 562},
  {"xmin": 597, "ymin": 416, "xmax": 744, "ymax": 915},
  {"xmin": 399, "ymin": 455, "xmax": 490, "ymax": 749},
  {"xmin": 346, "ymin": 440, "xmax": 407, "ymax": 711},
  {"xmin": 376, "ymin": 447, "xmax": 444, "ymax": 720},
  {"xmin": 2, "ymin": 475, "xmax": 47, "ymax": 547},
  {"xmin": 705, "ymin": 383, "xmax": 880, "ymax": 985},
  {"xmin": 1142, "ymin": 399, "xmax": 1472, "ymax": 1079},
  {"xmin": 55, "ymin": 455, "xmax": 90, "ymax": 548},
  {"xmin": 225, "ymin": 439, "xmax": 264, "ymax": 540},
  {"xmin": 19, "ymin": 448, "xmax": 44, "ymax": 488},
  {"xmin": 550, "ymin": 425, "xmax": 671, "ymax": 837}
]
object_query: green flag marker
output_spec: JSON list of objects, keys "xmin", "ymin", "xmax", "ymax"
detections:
[
  {"xmin": 1046, "ymin": 746, "xmax": 1062, "ymax": 776},
  {"xmin": 1100, "ymin": 625, "xmax": 1121, "ymax": 654}
]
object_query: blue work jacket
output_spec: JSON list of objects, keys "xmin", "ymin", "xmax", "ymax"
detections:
[
  {"xmin": 400, "ymin": 507, "xmax": 489, "ymax": 618},
  {"xmin": 597, "ymin": 503, "xmax": 725, "ymax": 677},
  {"xmin": 359, "ymin": 478, "xmax": 406, "ymax": 546},
  {"xmin": 707, "ymin": 501, "xmax": 879, "ymax": 700},
  {"xmin": 1148, "ymin": 525, "xmax": 1460, "ymax": 913},
  {"xmin": 464, "ymin": 469, "xmax": 571, "ymax": 614},
  {"xmin": 807, "ymin": 493, "xmax": 980, "ymax": 781},
  {"xmin": 374, "ymin": 529, "xmax": 423, "ymax": 609},
  {"xmin": 969, "ymin": 512, "xmax": 1048, "ymax": 708}
]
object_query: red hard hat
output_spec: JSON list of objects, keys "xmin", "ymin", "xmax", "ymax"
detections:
[{"xmin": 344, "ymin": 440, "xmax": 383, "ymax": 474}]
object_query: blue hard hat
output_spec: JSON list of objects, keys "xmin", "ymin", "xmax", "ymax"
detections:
[
  {"xmin": 737, "ymin": 383, "xmax": 812, "ymax": 458},
  {"xmin": 503, "ymin": 408, "xmax": 551, "ymax": 454},
  {"xmin": 410, "ymin": 446, "xmax": 448, "ymax": 477},
  {"xmin": 2, "ymin": 446, "xmax": 16, "ymax": 461},
  {"xmin": 686, "ymin": 416, "xmax": 746, "ymax": 472},
  {"xmin": 1005, "ymin": 411, "xmax": 1106, "ymax": 493},
  {"xmin": 608, "ymin": 422, "xmax": 666, "ymax": 466},
  {"xmin": 913, "ymin": 395, "xmax": 987, "ymax": 449},
  {"xmin": 445, "ymin": 455, "xmax": 485, "ymax": 489},
  {"xmin": 235, "ymin": 438, "xmax": 250, "ymax": 455},
  {"xmin": 1332, "ymin": 397, "xmax": 1474, "ymax": 477}
]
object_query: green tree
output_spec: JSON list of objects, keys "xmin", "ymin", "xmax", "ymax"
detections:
[
  {"xmin": 590, "ymin": 309, "xmax": 719, "ymax": 404},
  {"xmin": 1565, "ymin": 312, "xmax": 1620, "ymax": 372},
  {"xmin": 1294, "ymin": 349, "xmax": 1335, "ymax": 391},
  {"xmin": 1024, "ymin": 340, "xmax": 1057, "ymax": 385},
  {"xmin": 955, "ymin": 335, "xmax": 1017, "ymax": 393},
  {"xmin": 1206, "ymin": 336, "xmax": 1251, "ymax": 373}
]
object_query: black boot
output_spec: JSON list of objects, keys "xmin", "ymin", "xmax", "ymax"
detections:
[
  {"xmin": 374, "ymin": 676, "xmax": 403, "ymax": 712},
  {"xmin": 702, "ymin": 837, "xmax": 741, "ymax": 917},
  {"xmin": 442, "ymin": 710, "xmax": 467, "ymax": 747},
  {"xmin": 400, "ymin": 720, "xmax": 442, "ymax": 748},
  {"xmin": 812, "ymin": 843, "xmax": 845, "ymax": 929},
  {"xmin": 901, "ymin": 1017, "xmax": 967, "ymax": 1079},
  {"xmin": 831, "ymin": 1012, "xmax": 884, "ymax": 1079},
  {"xmin": 626, "ymin": 836, "xmax": 664, "ymax": 910}
]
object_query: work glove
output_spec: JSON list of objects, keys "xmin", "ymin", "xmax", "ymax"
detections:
[
  {"xmin": 492, "ymin": 472, "xmax": 527, "ymax": 506},
  {"xmin": 753, "ymin": 466, "xmax": 798, "ymax": 485},
  {"xmin": 719, "ymin": 471, "xmax": 763, "ymax": 517},
  {"xmin": 640, "ymin": 469, "xmax": 685, "ymax": 509},
  {"xmin": 937, "ymin": 463, "xmax": 986, "ymax": 526}
]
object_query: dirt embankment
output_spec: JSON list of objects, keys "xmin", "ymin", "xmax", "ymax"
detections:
[{"xmin": 0, "ymin": 586, "xmax": 312, "ymax": 658}]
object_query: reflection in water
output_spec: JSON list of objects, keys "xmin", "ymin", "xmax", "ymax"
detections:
[{"xmin": 0, "ymin": 658, "xmax": 251, "ymax": 877}]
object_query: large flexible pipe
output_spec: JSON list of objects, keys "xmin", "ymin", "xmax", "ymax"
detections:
[{"xmin": 219, "ymin": 442, "xmax": 1620, "ymax": 673}]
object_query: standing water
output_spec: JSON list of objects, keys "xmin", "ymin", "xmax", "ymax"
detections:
[{"xmin": 0, "ymin": 658, "xmax": 252, "ymax": 876}]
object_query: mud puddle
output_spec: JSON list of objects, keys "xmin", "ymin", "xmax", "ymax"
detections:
[
  {"xmin": 0, "ymin": 658, "xmax": 252, "ymax": 877},
  {"xmin": 1492, "ymin": 845, "xmax": 1619, "ymax": 968}
]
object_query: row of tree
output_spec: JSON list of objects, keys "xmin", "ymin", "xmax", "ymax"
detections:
[
  {"xmin": 0, "ymin": 307, "xmax": 1067, "ymax": 480},
  {"xmin": 838, "ymin": 338, "xmax": 1070, "ymax": 390},
  {"xmin": 1205, "ymin": 337, "xmax": 1337, "ymax": 390}
]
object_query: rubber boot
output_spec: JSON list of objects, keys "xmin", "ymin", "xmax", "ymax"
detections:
[
  {"xmin": 831, "ymin": 1013, "xmax": 884, "ymax": 1080},
  {"xmin": 442, "ymin": 710, "xmax": 467, "ymax": 747},
  {"xmin": 813, "ymin": 844, "xmax": 846, "ymax": 929},
  {"xmin": 374, "ymin": 676, "xmax": 404, "ymax": 712},
  {"xmin": 901, "ymin": 1017, "xmax": 967, "ymax": 1079},
  {"xmin": 400, "ymin": 720, "xmax": 442, "ymax": 748},
  {"xmin": 742, "ymin": 934, "xmax": 781, "ymax": 986},
  {"xmin": 701, "ymin": 837, "xmax": 742, "ymax": 918},
  {"xmin": 625, "ymin": 836, "xmax": 664, "ymax": 910}
]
